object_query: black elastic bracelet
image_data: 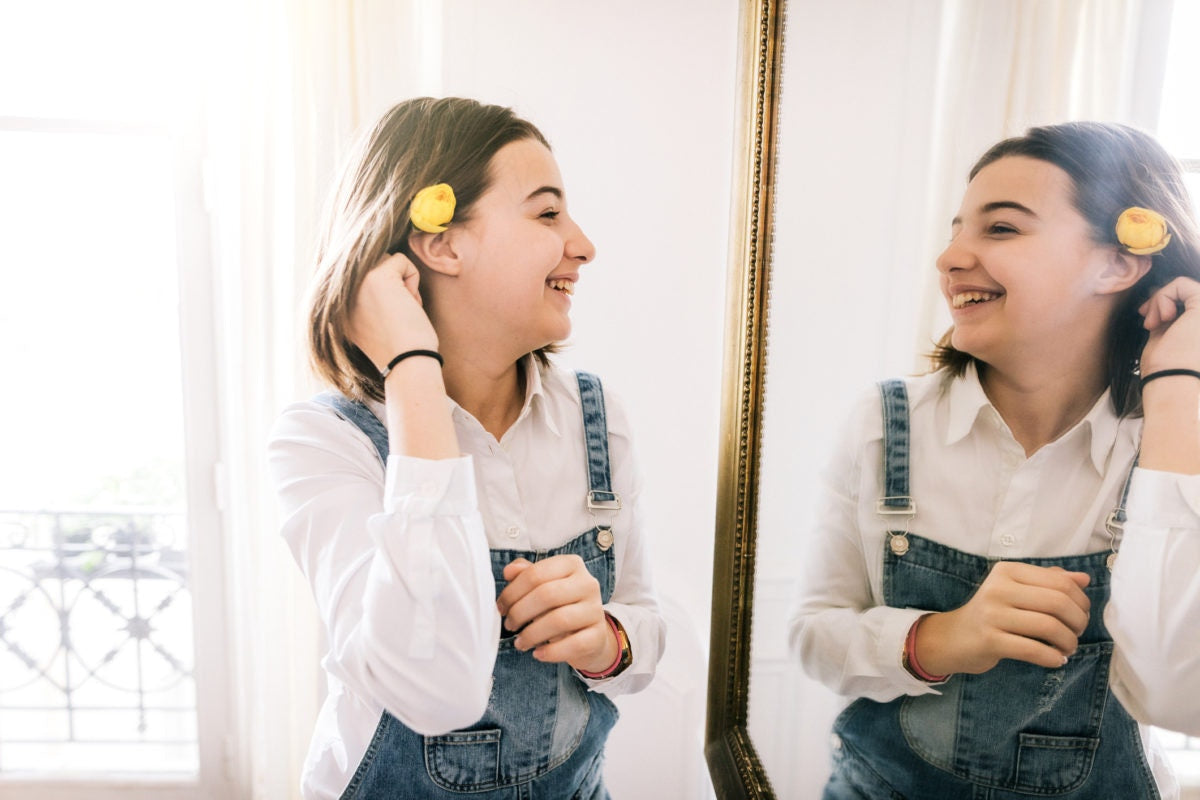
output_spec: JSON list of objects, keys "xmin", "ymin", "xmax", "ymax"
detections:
[
  {"xmin": 1140, "ymin": 368, "xmax": 1200, "ymax": 388},
  {"xmin": 380, "ymin": 349, "xmax": 444, "ymax": 378}
]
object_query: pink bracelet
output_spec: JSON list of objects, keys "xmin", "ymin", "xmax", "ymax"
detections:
[
  {"xmin": 577, "ymin": 614, "xmax": 624, "ymax": 679},
  {"xmin": 904, "ymin": 614, "xmax": 949, "ymax": 683}
]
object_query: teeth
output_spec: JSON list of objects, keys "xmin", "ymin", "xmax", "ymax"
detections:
[
  {"xmin": 548, "ymin": 278, "xmax": 574, "ymax": 295},
  {"xmin": 952, "ymin": 290, "xmax": 1000, "ymax": 309}
]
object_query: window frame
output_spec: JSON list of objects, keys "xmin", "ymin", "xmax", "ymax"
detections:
[{"xmin": 0, "ymin": 112, "xmax": 238, "ymax": 799}]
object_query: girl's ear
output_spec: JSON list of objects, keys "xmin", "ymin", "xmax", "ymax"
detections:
[
  {"xmin": 407, "ymin": 230, "xmax": 463, "ymax": 277},
  {"xmin": 1096, "ymin": 248, "xmax": 1151, "ymax": 296}
]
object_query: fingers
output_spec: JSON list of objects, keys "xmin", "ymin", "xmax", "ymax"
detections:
[
  {"xmin": 346, "ymin": 253, "xmax": 437, "ymax": 364},
  {"xmin": 514, "ymin": 603, "xmax": 602, "ymax": 653},
  {"xmin": 1000, "ymin": 607, "xmax": 1083, "ymax": 658},
  {"xmin": 1139, "ymin": 277, "xmax": 1200, "ymax": 330},
  {"xmin": 995, "ymin": 562, "xmax": 1090, "ymax": 617},
  {"xmin": 992, "ymin": 631, "xmax": 1073, "ymax": 670},
  {"xmin": 493, "ymin": 554, "xmax": 610, "ymax": 669},
  {"xmin": 495, "ymin": 554, "xmax": 599, "ymax": 632},
  {"xmin": 931, "ymin": 563, "xmax": 1093, "ymax": 673},
  {"xmin": 501, "ymin": 557, "xmax": 533, "ymax": 583},
  {"xmin": 529, "ymin": 620, "xmax": 612, "ymax": 665},
  {"xmin": 1140, "ymin": 291, "xmax": 1181, "ymax": 330}
]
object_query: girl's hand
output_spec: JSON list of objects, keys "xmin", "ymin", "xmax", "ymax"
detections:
[
  {"xmin": 346, "ymin": 253, "xmax": 438, "ymax": 370},
  {"xmin": 1138, "ymin": 276, "xmax": 1200, "ymax": 375},
  {"xmin": 915, "ymin": 562, "xmax": 1091, "ymax": 676},
  {"xmin": 495, "ymin": 555, "xmax": 619, "ymax": 675}
]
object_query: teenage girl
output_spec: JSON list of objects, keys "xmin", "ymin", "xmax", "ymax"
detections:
[
  {"xmin": 268, "ymin": 97, "xmax": 664, "ymax": 800},
  {"xmin": 790, "ymin": 121, "xmax": 1200, "ymax": 799}
]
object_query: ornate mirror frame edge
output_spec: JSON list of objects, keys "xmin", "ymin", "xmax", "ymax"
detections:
[{"xmin": 705, "ymin": 0, "xmax": 784, "ymax": 797}]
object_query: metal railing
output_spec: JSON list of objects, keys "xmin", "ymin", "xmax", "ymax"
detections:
[{"xmin": 0, "ymin": 508, "xmax": 196, "ymax": 771}]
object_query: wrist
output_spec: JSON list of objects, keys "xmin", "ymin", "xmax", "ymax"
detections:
[
  {"xmin": 577, "ymin": 613, "xmax": 631, "ymax": 679},
  {"xmin": 379, "ymin": 348, "xmax": 443, "ymax": 379},
  {"xmin": 904, "ymin": 613, "xmax": 951, "ymax": 683}
]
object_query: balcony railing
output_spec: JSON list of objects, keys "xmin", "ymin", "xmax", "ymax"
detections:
[{"xmin": 0, "ymin": 507, "xmax": 197, "ymax": 773}]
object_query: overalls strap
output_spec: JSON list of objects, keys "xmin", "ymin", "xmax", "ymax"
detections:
[
  {"xmin": 312, "ymin": 391, "xmax": 390, "ymax": 465},
  {"xmin": 877, "ymin": 379, "xmax": 915, "ymax": 516},
  {"xmin": 576, "ymin": 371, "xmax": 621, "ymax": 511}
]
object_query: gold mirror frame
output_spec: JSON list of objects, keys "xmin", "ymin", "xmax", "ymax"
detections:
[{"xmin": 705, "ymin": 0, "xmax": 785, "ymax": 797}]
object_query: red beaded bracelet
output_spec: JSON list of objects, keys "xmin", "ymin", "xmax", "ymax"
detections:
[
  {"xmin": 903, "ymin": 614, "xmax": 949, "ymax": 683},
  {"xmin": 577, "ymin": 614, "xmax": 625, "ymax": 679}
]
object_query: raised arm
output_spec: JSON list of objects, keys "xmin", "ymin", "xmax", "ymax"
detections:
[
  {"xmin": 267, "ymin": 254, "xmax": 499, "ymax": 735},
  {"xmin": 1106, "ymin": 276, "xmax": 1200, "ymax": 734}
]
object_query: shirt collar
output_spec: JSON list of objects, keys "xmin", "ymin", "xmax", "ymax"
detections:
[
  {"xmin": 521, "ymin": 354, "xmax": 562, "ymax": 438},
  {"xmin": 1078, "ymin": 389, "xmax": 1120, "ymax": 475},
  {"xmin": 439, "ymin": 355, "xmax": 561, "ymax": 439},
  {"xmin": 943, "ymin": 363, "xmax": 993, "ymax": 446},
  {"xmin": 942, "ymin": 362, "xmax": 1120, "ymax": 474}
]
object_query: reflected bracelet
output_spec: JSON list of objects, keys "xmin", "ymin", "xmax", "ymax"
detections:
[
  {"xmin": 903, "ymin": 614, "xmax": 949, "ymax": 683},
  {"xmin": 1140, "ymin": 368, "xmax": 1200, "ymax": 388}
]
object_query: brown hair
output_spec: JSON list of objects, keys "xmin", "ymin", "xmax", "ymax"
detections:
[
  {"xmin": 307, "ymin": 97, "xmax": 551, "ymax": 401},
  {"xmin": 930, "ymin": 121, "xmax": 1200, "ymax": 416}
]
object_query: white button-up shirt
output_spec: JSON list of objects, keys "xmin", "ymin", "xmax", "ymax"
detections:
[
  {"xmin": 268, "ymin": 358, "xmax": 664, "ymax": 800},
  {"xmin": 789, "ymin": 364, "xmax": 1200, "ymax": 797}
]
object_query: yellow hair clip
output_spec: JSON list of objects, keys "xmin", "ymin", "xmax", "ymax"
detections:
[{"xmin": 410, "ymin": 183, "xmax": 456, "ymax": 233}]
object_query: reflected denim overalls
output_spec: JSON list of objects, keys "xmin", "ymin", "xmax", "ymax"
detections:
[
  {"xmin": 315, "ymin": 371, "xmax": 620, "ymax": 799},
  {"xmin": 823, "ymin": 380, "xmax": 1158, "ymax": 799}
]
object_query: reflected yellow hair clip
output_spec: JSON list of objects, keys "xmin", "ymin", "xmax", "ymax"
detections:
[{"xmin": 1115, "ymin": 206, "xmax": 1171, "ymax": 255}]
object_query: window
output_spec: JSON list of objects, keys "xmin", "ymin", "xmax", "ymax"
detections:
[{"xmin": 0, "ymin": 3, "xmax": 232, "ymax": 796}]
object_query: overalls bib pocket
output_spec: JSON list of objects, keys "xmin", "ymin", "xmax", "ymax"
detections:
[
  {"xmin": 423, "ymin": 636, "xmax": 593, "ymax": 791},
  {"xmin": 885, "ymin": 536, "xmax": 1112, "ymax": 793},
  {"xmin": 897, "ymin": 641, "xmax": 1111, "ymax": 792}
]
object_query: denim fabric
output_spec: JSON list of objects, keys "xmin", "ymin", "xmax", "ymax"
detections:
[
  {"xmin": 824, "ymin": 381, "xmax": 1157, "ymax": 799},
  {"xmin": 316, "ymin": 372, "xmax": 620, "ymax": 798},
  {"xmin": 315, "ymin": 390, "xmax": 390, "ymax": 464},
  {"xmin": 877, "ymin": 379, "xmax": 914, "ymax": 512},
  {"xmin": 576, "ymin": 372, "xmax": 618, "ymax": 507}
]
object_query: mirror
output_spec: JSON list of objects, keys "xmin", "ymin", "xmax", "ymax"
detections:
[
  {"xmin": 707, "ymin": 1, "xmax": 1182, "ymax": 796},
  {"xmin": 703, "ymin": 1, "xmax": 783, "ymax": 796}
]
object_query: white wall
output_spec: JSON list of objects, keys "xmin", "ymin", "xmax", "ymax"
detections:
[{"xmin": 436, "ymin": 3, "xmax": 738, "ymax": 796}]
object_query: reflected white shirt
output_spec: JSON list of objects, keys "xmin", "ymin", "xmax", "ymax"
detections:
[
  {"xmin": 788, "ymin": 364, "xmax": 1197, "ymax": 797},
  {"xmin": 268, "ymin": 358, "xmax": 664, "ymax": 800}
]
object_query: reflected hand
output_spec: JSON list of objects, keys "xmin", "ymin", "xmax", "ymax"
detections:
[
  {"xmin": 1138, "ymin": 277, "xmax": 1200, "ymax": 375},
  {"xmin": 495, "ymin": 555, "xmax": 618, "ymax": 674},
  {"xmin": 915, "ymin": 562, "xmax": 1091, "ymax": 675}
]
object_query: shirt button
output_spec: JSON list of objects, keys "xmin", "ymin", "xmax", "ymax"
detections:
[
  {"xmin": 506, "ymin": 526, "xmax": 520, "ymax": 539},
  {"xmin": 1001, "ymin": 534, "xmax": 1016, "ymax": 546}
]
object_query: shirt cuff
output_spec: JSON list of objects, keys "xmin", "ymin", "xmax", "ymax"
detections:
[
  {"xmin": 384, "ymin": 454, "xmax": 477, "ymax": 516},
  {"xmin": 875, "ymin": 606, "xmax": 944, "ymax": 695},
  {"xmin": 575, "ymin": 603, "xmax": 661, "ymax": 695},
  {"xmin": 1127, "ymin": 468, "xmax": 1200, "ymax": 528}
]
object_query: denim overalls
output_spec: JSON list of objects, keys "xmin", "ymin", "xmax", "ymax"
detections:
[
  {"xmin": 314, "ymin": 371, "xmax": 620, "ymax": 799},
  {"xmin": 823, "ymin": 380, "xmax": 1158, "ymax": 799}
]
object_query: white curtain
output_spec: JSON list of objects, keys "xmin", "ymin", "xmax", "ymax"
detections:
[{"xmin": 203, "ymin": 1, "xmax": 435, "ymax": 796}]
